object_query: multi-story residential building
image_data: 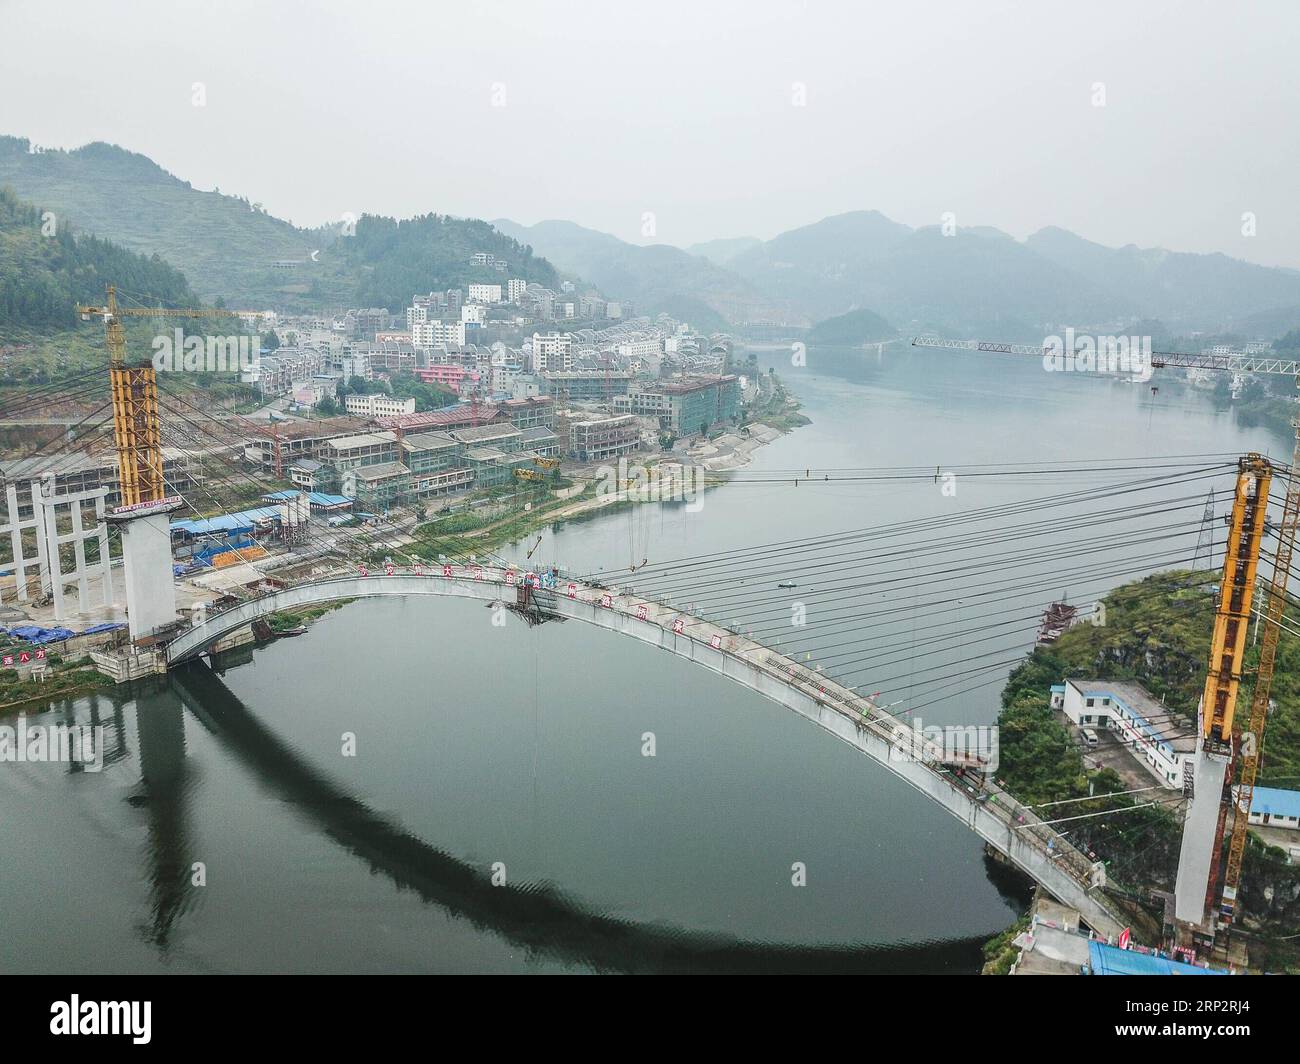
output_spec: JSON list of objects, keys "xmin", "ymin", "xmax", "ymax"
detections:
[
  {"xmin": 616, "ymin": 376, "xmax": 739, "ymax": 434},
  {"xmin": 507, "ymin": 278, "xmax": 528, "ymax": 303},
  {"xmin": 541, "ymin": 370, "xmax": 633, "ymax": 402},
  {"xmin": 242, "ymin": 346, "xmax": 323, "ymax": 397},
  {"xmin": 464, "ymin": 447, "xmax": 535, "ymax": 489},
  {"xmin": 342, "ymin": 462, "xmax": 411, "ymax": 511},
  {"xmin": 347, "ymin": 307, "xmax": 392, "ymax": 339},
  {"xmin": 518, "ymin": 426, "xmax": 560, "ymax": 457},
  {"xmin": 461, "ymin": 304, "xmax": 486, "ymax": 325},
  {"xmin": 501, "ymin": 396, "xmax": 554, "ymax": 430},
  {"xmin": 467, "ymin": 283, "xmax": 503, "ymax": 304},
  {"xmin": 614, "ymin": 382, "xmax": 671, "ymax": 420},
  {"xmin": 363, "ymin": 340, "xmax": 418, "ymax": 376},
  {"xmin": 414, "ymin": 364, "xmax": 478, "ymax": 391},
  {"xmin": 568, "ymin": 414, "xmax": 641, "ymax": 462},
  {"xmin": 412, "ymin": 320, "xmax": 466, "ymax": 348},
  {"xmin": 321, "ymin": 431, "xmax": 400, "ymax": 475},
  {"xmin": 241, "ymin": 417, "xmax": 371, "ymax": 473},
  {"xmin": 400, "ymin": 431, "xmax": 463, "ymax": 474},
  {"xmin": 343, "ymin": 394, "xmax": 417, "ymax": 418},
  {"xmin": 531, "ymin": 332, "xmax": 573, "ymax": 372},
  {"xmin": 617, "ymin": 337, "xmax": 663, "ymax": 361}
]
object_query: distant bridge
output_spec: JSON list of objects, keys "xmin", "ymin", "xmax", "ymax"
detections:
[{"xmin": 166, "ymin": 562, "xmax": 1129, "ymax": 937}]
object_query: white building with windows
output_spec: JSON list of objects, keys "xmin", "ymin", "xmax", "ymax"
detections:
[
  {"xmin": 531, "ymin": 332, "xmax": 573, "ymax": 372},
  {"xmin": 1051, "ymin": 678, "xmax": 1196, "ymax": 789},
  {"xmin": 343, "ymin": 393, "xmax": 416, "ymax": 418},
  {"xmin": 467, "ymin": 283, "xmax": 503, "ymax": 304},
  {"xmin": 412, "ymin": 320, "xmax": 466, "ymax": 348},
  {"xmin": 507, "ymin": 278, "xmax": 528, "ymax": 303}
]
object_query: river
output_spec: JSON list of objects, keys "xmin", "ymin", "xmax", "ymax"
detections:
[{"xmin": 0, "ymin": 346, "xmax": 1284, "ymax": 973}]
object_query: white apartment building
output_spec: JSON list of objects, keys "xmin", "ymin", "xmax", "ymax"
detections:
[
  {"xmin": 343, "ymin": 393, "xmax": 417, "ymax": 418},
  {"xmin": 531, "ymin": 332, "xmax": 574, "ymax": 372},
  {"xmin": 412, "ymin": 320, "xmax": 466, "ymax": 347},
  {"xmin": 507, "ymin": 278, "xmax": 528, "ymax": 303},
  {"xmin": 461, "ymin": 304, "xmax": 486, "ymax": 325},
  {"xmin": 467, "ymin": 283, "xmax": 503, "ymax": 304},
  {"xmin": 618, "ymin": 338, "xmax": 663, "ymax": 360}
]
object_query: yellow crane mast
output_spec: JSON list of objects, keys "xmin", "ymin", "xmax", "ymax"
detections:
[
  {"xmin": 1219, "ymin": 421, "xmax": 1300, "ymax": 926},
  {"xmin": 76, "ymin": 284, "xmax": 235, "ymax": 507},
  {"xmin": 1200, "ymin": 456, "xmax": 1271, "ymax": 751}
]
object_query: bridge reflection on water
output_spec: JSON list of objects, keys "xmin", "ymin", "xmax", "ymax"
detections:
[{"xmin": 95, "ymin": 661, "xmax": 1014, "ymax": 973}]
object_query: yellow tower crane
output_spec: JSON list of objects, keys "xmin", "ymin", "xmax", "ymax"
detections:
[
  {"xmin": 76, "ymin": 284, "xmax": 237, "ymax": 507},
  {"xmin": 910, "ymin": 335, "xmax": 1300, "ymax": 934}
]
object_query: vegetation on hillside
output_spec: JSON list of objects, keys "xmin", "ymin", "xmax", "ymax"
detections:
[
  {"xmin": 0, "ymin": 185, "xmax": 195, "ymax": 330},
  {"xmin": 805, "ymin": 306, "xmax": 895, "ymax": 346},
  {"xmin": 325, "ymin": 213, "xmax": 557, "ymax": 311}
]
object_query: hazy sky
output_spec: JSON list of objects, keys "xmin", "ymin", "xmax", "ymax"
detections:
[{"xmin": 3, "ymin": 0, "xmax": 1298, "ymax": 266}]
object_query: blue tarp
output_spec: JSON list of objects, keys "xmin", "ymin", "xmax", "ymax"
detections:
[
  {"xmin": 79, "ymin": 623, "xmax": 126, "ymax": 635},
  {"xmin": 5, "ymin": 625, "xmax": 77, "ymax": 644},
  {"xmin": 1088, "ymin": 941, "xmax": 1226, "ymax": 975}
]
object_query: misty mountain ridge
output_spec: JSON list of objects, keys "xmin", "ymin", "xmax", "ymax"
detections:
[
  {"xmin": 3, "ymin": 135, "xmax": 1297, "ymax": 340},
  {"xmin": 714, "ymin": 210, "xmax": 1300, "ymax": 335}
]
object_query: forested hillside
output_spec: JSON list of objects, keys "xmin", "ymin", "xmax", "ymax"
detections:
[
  {"xmin": 0, "ymin": 185, "xmax": 196, "ymax": 332},
  {"xmin": 0, "ymin": 137, "xmax": 560, "ymax": 313},
  {"xmin": 324, "ymin": 212, "xmax": 558, "ymax": 311}
]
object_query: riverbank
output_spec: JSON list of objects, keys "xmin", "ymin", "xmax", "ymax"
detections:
[
  {"xmin": 0, "ymin": 658, "xmax": 113, "ymax": 718},
  {"xmin": 400, "ymin": 373, "xmax": 811, "ymax": 561}
]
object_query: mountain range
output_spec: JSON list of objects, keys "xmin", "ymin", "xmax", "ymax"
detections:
[
  {"xmin": 3, "ymin": 134, "xmax": 1300, "ymax": 341},
  {"xmin": 497, "ymin": 210, "xmax": 1300, "ymax": 339},
  {"xmin": 0, "ymin": 137, "xmax": 556, "ymax": 313}
]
